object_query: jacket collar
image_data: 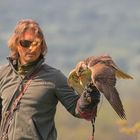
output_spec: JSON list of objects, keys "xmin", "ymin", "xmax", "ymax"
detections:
[{"xmin": 7, "ymin": 56, "xmax": 45, "ymax": 78}]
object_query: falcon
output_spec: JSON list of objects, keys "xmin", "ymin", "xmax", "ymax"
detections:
[{"xmin": 67, "ymin": 55, "xmax": 133, "ymax": 119}]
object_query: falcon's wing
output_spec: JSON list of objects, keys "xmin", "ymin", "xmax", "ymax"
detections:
[
  {"xmin": 86, "ymin": 54, "xmax": 133, "ymax": 79},
  {"xmin": 99, "ymin": 55, "xmax": 133, "ymax": 79},
  {"xmin": 96, "ymin": 81, "xmax": 126, "ymax": 119},
  {"xmin": 90, "ymin": 63, "xmax": 126, "ymax": 119}
]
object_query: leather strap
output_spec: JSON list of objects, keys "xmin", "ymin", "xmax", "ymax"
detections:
[{"xmin": 1, "ymin": 78, "xmax": 33, "ymax": 140}]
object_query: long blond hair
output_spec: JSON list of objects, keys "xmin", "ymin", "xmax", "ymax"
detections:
[{"xmin": 8, "ymin": 19, "xmax": 48, "ymax": 59}]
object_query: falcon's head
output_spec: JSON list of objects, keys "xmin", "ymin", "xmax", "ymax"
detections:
[
  {"xmin": 75, "ymin": 61, "xmax": 87, "ymax": 76},
  {"xmin": 75, "ymin": 61, "xmax": 91, "ymax": 87}
]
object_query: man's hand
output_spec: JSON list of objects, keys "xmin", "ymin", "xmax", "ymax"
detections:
[{"xmin": 80, "ymin": 82, "xmax": 100, "ymax": 111}]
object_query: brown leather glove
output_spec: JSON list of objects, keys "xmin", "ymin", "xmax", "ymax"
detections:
[{"xmin": 79, "ymin": 82, "xmax": 100, "ymax": 111}]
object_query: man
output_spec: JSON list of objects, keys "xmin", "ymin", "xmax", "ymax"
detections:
[{"xmin": 0, "ymin": 19, "xmax": 100, "ymax": 140}]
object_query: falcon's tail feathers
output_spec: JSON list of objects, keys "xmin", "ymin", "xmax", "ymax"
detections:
[{"xmin": 115, "ymin": 69, "xmax": 133, "ymax": 79}]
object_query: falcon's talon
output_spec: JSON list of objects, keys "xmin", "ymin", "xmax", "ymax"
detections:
[{"xmin": 86, "ymin": 97, "xmax": 92, "ymax": 103}]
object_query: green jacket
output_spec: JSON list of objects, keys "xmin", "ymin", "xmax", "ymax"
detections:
[{"xmin": 0, "ymin": 58, "xmax": 80, "ymax": 140}]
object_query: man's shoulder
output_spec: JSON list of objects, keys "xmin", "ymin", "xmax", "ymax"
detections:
[
  {"xmin": 43, "ymin": 63, "xmax": 61, "ymax": 74},
  {"xmin": 42, "ymin": 63, "xmax": 67, "ymax": 79},
  {"xmin": 0, "ymin": 64, "xmax": 10, "ymax": 71},
  {"xmin": 0, "ymin": 63, "xmax": 10, "ymax": 78}
]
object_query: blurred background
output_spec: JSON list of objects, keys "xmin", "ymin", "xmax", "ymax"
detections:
[{"xmin": 0, "ymin": 0, "xmax": 140, "ymax": 139}]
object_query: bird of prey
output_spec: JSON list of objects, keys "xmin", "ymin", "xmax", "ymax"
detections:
[{"xmin": 67, "ymin": 55, "xmax": 133, "ymax": 119}]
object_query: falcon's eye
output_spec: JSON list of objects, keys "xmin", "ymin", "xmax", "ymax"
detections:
[{"xmin": 78, "ymin": 67, "xmax": 84, "ymax": 74}]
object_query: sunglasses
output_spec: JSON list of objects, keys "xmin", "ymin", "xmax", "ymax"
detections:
[{"xmin": 19, "ymin": 40, "xmax": 41, "ymax": 48}]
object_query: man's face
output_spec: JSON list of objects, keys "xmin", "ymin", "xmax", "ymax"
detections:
[{"xmin": 17, "ymin": 30, "xmax": 42, "ymax": 65}]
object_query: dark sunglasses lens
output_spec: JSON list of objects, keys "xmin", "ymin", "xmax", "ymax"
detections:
[{"xmin": 19, "ymin": 40, "xmax": 32, "ymax": 48}]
